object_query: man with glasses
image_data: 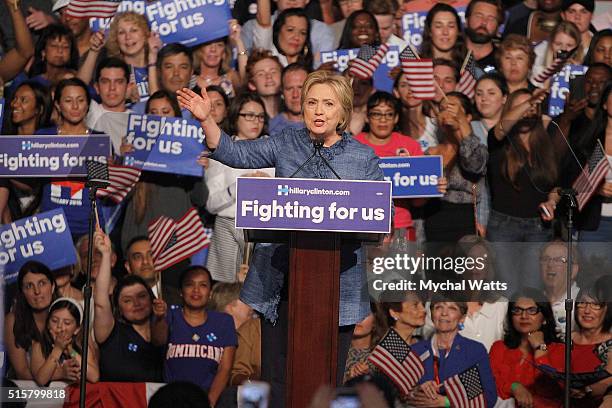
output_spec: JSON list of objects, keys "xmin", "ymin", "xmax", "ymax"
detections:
[{"xmin": 539, "ymin": 240, "xmax": 580, "ymax": 336}]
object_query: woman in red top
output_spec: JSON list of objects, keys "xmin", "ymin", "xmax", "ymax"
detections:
[
  {"xmin": 489, "ymin": 287, "xmax": 564, "ymax": 408},
  {"xmin": 354, "ymin": 91, "xmax": 445, "ymax": 242},
  {"xmin": 569, "ymin": 277, "xmax": 612, "ymax": 407}
]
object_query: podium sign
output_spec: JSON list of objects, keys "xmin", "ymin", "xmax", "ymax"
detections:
[
  {"xmin": 235, "ymin": 177, "xmax": 392, "ymax": 233},
  {"xmin": 379, "ymin": 155, "xmax": 443, "ymax": 198}
]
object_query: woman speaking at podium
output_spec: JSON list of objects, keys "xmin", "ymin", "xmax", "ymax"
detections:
[{"xmin": 177, "ymin": 71, "xmax": 385, "ymax": 403}]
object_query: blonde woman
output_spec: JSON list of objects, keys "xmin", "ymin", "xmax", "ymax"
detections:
[
  {"xmin": 78, "ymin": 12, "xmax": 161, "ymax": 101},
  {"xmin": 531, "ymin": 21, "xmax": 584, "ymax": 87}
]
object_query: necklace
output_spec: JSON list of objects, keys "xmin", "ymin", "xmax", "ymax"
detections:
[{"xmin": 58, "ymin": 126, "xmax": 90, "ymax": 136}]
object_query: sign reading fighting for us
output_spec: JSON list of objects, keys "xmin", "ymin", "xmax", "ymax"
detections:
[
  {"xmin": 0, "ymin": 209, "xmax": 77, "ymax": 284},
  {"xmin": 320, "ymin": 46, "xmax": 399, "ymax": 93},
  {"xmin": 147, "ymin": 0, "xmax": 232, "ymax": 46},
  {"xmin": 379, "ymin": 156, "xmax": 443, "ymax": 198},
  {"xmin": 124, "ymin": 114, "xmax": 206, "ymax": 177},
  {"xmin": 548, "ymin": 64, "xmax": 588, "ymax": 117},
  {"xmin": 235, "ymin": 178, "xmax": 392, "ymax": 233},
  {"xmin": 0, "ymin": 135, "xmax": 110, "ymax": 177}
]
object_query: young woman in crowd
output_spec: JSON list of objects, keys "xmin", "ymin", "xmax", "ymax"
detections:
[
  {"xmin": 205, "ymin": 93, "xmax": 274, "ymax": 282},
  {"xmin": 4, "ymin": 262, "xmax": 57, "ymax": 380},
  {"xmin": 490, "ymin": 287, "xmax": 564, "ymax": 407},
  {"xmin": 252, "ymin": 8, "xmax": 313, "ymax": 69},
  {"xmin": 327, "ymin": 0, "xmax": 364, "ymax": 48},
  {"xmin": 532, "ymin": 21, "xmax": 583, "ymax": 87},
  {"xmin": 78, "ymin": 12, "xmax": 161, "ymax": 102},
  {"xmin": 151, "ymin": 266, "xmax": 237, "ymax": 407},
  {"xmin": 338, "ymin": 10, "xmax": 380, "ymax": 49},
  {"xmin": 567, "ymin": 278, "xmax": 612, "ymax": 407},
  {"xmin": 206, "ymin": 85, "xmax": 230, "ymax": 127},
  {"xmin": 420, "ymin": 3, "xmax": 467, "ymax": 63},
  {"xmin": 583, "ymin": 29, "xmax": 612, "ymax": 67},
  {"xmin": 487, "ymin": 88, "xmax": 562, "ymax": 290},
  {"xmin": 497, "ymin": 35, "xmax": 536, "ymax": 93},
  {"xmin": 30, "ymin": 298, "xmax": 99, "ymax": 385},
  {"xmin": 409, "ymin": 295, "xmax": 497, "ymax": 407},
  {"xmin": 425, "ymin": 92, "xmax": 487, "ymax": 244},
  {"xmin": 121, "ymin": 90, "xmax": 205, "ymax": 251},
  {"xmin": 27, "ymin": 24, "xmax": 79, "ymax": 88},
  {"xmin": 93, "ymin": 229, "xmax": 165, "ymax": 382}
]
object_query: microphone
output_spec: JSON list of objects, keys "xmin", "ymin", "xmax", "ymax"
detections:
[
  {"xmin": 290, "ymin": 138, "xmax": 342, "ymax": 179},
  {"xmin": 85, "ymin": 160, "xmax": 110, "ymax": 189}
]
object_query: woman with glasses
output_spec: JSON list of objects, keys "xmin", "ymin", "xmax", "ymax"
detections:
[
  {"xmin": 489, "ymin": 287, "xmax": 564, "ymax": 407},
  {"xmin": 205, "ymin": 93, "xmax": 275, "ymax": 282},
  {"xmin": 408, "ymin": 294, "xmax": 497, "ymax": 407},
  {"xmin": 568, "ymin": 277, "xmax": 612, "ymax": 407}
]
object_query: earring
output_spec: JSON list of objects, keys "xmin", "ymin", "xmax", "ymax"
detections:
[
  {"xmin": 458, "ymin": 322, "xmax": 465, "ymax": 331},
  {"xmin": 303, "ymin": 45, "xmax": 309, "ymax": 55}
]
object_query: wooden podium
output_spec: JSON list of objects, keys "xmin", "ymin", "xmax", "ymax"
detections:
[{"xmin": 245, "ymin": 230, "xmax": 379, "ymax": 407}]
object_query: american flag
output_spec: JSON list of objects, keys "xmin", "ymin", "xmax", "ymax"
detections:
[
  {"xmin": 573, "ymin": 142, "xmax": 612, "ymax": 211},
  {"xmin": 533, "ymin": 48, "xmax": 574, "ymax": 84},
  {"xmin": 96, "ymin": 164, "xmax": 141, "ymax": 204},
  {"xmin": 457, "ymin": 53, "xmax": 481, "ymax": 99},
  {"xmin": 148, "ymin": 208, "xmax": 211, "ymax": 271},
  {"xmin": 349, "ymin": 44, "xmax": 389, "ymax": 80},
  {"xmin": 399, "ymin": 46, "xmax": 435, "ymax": 100},
  {"xmin": 367, "ymin": 328, "xmax": 424, "ymax": 396},
  {"xmin": 444, "ymin": 365, "xmax": 486, "ymax": 408},
  {"xmin": 66, "ymin": 0, "xmax": 122, "ymax": 18}
]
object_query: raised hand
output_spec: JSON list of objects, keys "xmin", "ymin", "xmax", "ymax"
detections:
[
  {"xmin": 26, "ymin": 7, "xmax": 54, "ymax": 30},
  {"xmin": 148, "ymin": 32, "xmax": 162, "ymax": 64},
  {"xmin": 152, "ymin": 298, "xmax": 168, "ymax": 321},
  {"xmin": 89, "ymin": 31, "xmax": 105, "ymax": 53},
  {"xmin": 177, "ymin": 87, "xmax": 212, "ymax": 123},
  {"xmin": 93, "ymin": 228, "xmax": 111, "ymax": 255}
]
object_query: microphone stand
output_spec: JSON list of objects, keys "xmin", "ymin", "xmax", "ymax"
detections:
[
  {"xmin": 290, "ymin": 140, "xmax": 342, "ymax": 179},
  {"xmin": 560, "ymin": 188, "xmax": 577, "ymax": 408}
]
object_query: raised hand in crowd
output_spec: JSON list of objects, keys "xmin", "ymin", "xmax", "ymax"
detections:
[
  {"xmin": 494, "ymin": 87, "xmax": 549, "ymax": 141},
  {"xmin": 25, "ymin": 6, "xmax": 55, "ymax": 31},
  {"xmin": 228, "ymin": 19, "xmax": 247, "ymax": 83},
  {"xmin": 177, "ymin": 87, "xmax": 223, "ymax": 149},
  {"xmin": 93, "ymin": 228, "xmax": 116, "ymax": 344},
  {"xmin": 0, "ymin": 0, "xmax": 34, "ymax": 81},
  {"xmin": 78, "ymin": 31, "xmax": 106, "ymax": 84},
  {"xmin": 151, "ymin": 298, "xmax": 169, "ymax": 346},
  {"xmin": 147, "ymin": 31, "xmax": 163, "ymax": 94}
]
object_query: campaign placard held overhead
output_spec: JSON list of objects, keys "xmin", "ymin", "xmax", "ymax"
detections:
[
  {"xmin": 0, "ymin": 135, "xmax": 110, "ymax": 177},
  {"xmin": 320, "ymin": 46, "xmax": 400, "ymax": 93},
  {"xmin": 0, "ymin": 209, "xmax": 78, "ymax": 284},
  {"xmin": 548, "ymin": 64, "xmax": 588, "ymax": 117},
  {"xmin": 124, "ymin": 114, "xmax": 206, "ymax": 177},
  {"xmin": 379, "ymin": 156, "xmax": 443, "ymax": 198},
  {"xmin": 146, "ymin": 0, "xmax": 232, "ymax": 46},
  {"xmin": 235, "ymin": 178, "xmax": 392, "ymax": 233}
]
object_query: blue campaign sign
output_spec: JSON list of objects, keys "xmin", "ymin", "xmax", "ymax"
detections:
[
  {"xmin": 90, "ymin": 0, "xmax": 146, "ymax": 33},
  {"xmin": 379, "ymin": 156, "xmax": 443, "ymax": 198},
  {"xmin": 320, "ymin": 46, "xmax": 400, "ymax": 93},
  {"xmin": 146, "ymin": 0, "xmax": 232, "ymax": 47},
  {"xmin": 0, "ymin": 135, "xmax": 110, "ymax": 177},
  {"xmin": 548, "ymin": 64, "xmax": 588, "ymax": 117},
  {"xmin": 0, "ymin": 98, "xmax": 4, "ymax": 131},
  {"xmin": 235, "ymin": 177, "xmax": 392, "ymax": 233},
  {"xmin": 0, "ymin": 209, "xmax": 77, "ymax": 284},
  {"xmin": 125, "ymin": 114, "xmax": 205, "ymax": 177}
]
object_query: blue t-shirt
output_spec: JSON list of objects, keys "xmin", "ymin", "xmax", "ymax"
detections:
[{"xmin": 164, "ymin": 308, "xmax": 237, "ymax": 389}]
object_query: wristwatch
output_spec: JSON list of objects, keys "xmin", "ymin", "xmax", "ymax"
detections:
[{"xmin": 537, "ymin": 343, "xmax": 548, "ymax": 352}]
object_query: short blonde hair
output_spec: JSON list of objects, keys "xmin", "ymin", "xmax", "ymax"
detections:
[
  {"xmin": 301, "ymin": 71, "xmax": 353, "ymax": 134},
  {"xmin": 208, "ymin": 282, "xmax": 242, "ymax": 312},
  {"xmin": 106, "ymin": 12, "xmax": 151, "ymax": 59}
]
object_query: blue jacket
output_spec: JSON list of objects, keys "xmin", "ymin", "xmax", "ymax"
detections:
[
  {"xmin": 210, "ymin": 127, "xmax": 385, "ymax": 325},
  {"xmin": 412, "ymin": 334, "xmax": 498, "ymax": 408}
]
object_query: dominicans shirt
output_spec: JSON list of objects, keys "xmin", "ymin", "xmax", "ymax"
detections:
[{"xmin": 164, "ymin": 307, "xmax": 238, "ymax": 389}]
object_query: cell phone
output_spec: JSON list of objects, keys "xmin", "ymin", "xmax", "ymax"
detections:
[
  {"xmin": 539, "ymin": 205, "xmax": 551, "ymax": 218},
  {"xmin": 238, "ymin": 381, "xmax": 270, "ymax": 408},
  {"xmin": 331, "ymin": 387, "xmax": 361, "ymax": 408}
]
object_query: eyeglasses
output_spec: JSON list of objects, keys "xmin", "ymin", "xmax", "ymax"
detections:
[
  {"xmin": 539, "ymin": 256, "xmax": 567, "ymax": 265},
  {"xmin": 576, "ymin": 302, "xmax": 605, "ymax": 311},
  {"xmin": 368, "ymin": 111, "xmax": 396, "ymax": 120},
  {"xmin": 239, "ymin": 112, "xmax": 265, "ymax": 122},
  {"xmin": 511, "ymin": 306, "xmax": 540, "ymax": 316}
]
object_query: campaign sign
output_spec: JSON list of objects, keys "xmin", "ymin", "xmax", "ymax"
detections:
[
  {"xmin": 90, "ymin": 0, "xmax": 147, "ymax": 32},
  {"xmin": 125, "ymin": 114, "xmax": 206, "ymax": 177},
  {"xmin": 0, "ymin": 135, "xmax": 110, "ymax": 177},
  {"xmin": 320, "ymin": 46, "xmax": 400, "ymax": 93},
  {"xmin": 147, "ymin": 0, "xmax": 232, "ymax": 46},
  {"xmin": 401, "ymin": 0, "xmax": 469, "ymax": 48},
  {"xmin": 548, "ymin": 64, "xmax": 588, "ymax": 117},
  {"xmin": 0, "ymin": 209, "xmax": 77, "ymax": 284},
  {"xmin": 235, "ymin": 178, "xmax": 392, "ymax": 233},
  {"xmin": 0, "ymin": 98, "xmax": 4, "ymax": 131},
  {"xmin": 132, "ymin": 66, "xmax": 150, "ymax": 102},
  {"xmin": 379, "ymin": 156, "xmax": 443, "ymax": 198}
]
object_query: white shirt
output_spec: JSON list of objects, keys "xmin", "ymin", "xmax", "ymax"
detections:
[
  {"xmin": 549, "ymin": 281, "xmax": 580, "ymax": 337},
  {"xmin": 86, "ymin": 100, "xmax": 132, "ymax": 154}
]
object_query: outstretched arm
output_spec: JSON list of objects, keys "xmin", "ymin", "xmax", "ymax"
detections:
[{"xmin": 93, "ymin": 228, "xmax": 115, "ymax": 344}]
